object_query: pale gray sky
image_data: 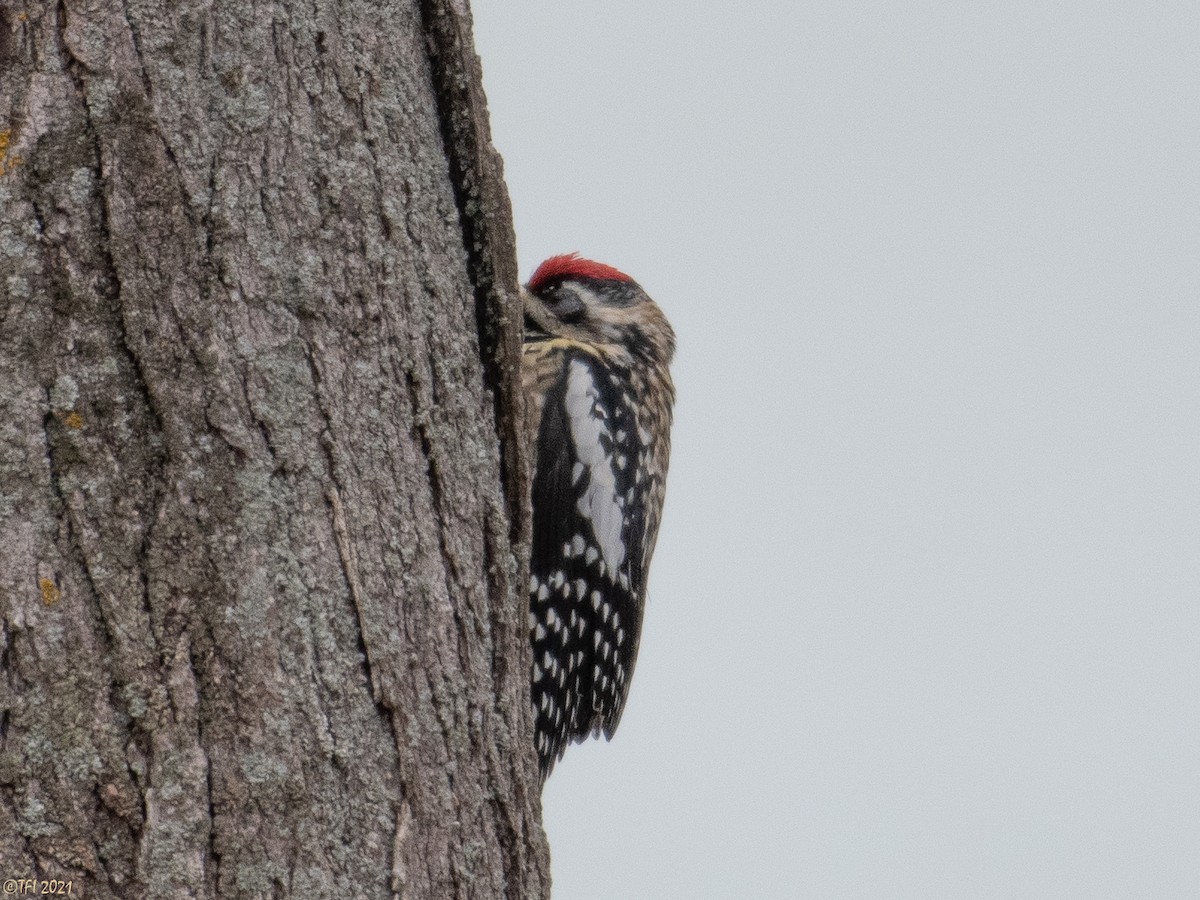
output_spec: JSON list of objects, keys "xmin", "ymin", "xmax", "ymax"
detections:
[{"xmin": 473, "ymin": 3, "xmax": 1200, "ymax": 897}]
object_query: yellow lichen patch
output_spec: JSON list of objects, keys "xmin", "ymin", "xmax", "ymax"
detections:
[
  {"xmin": 0, "ymin": 129, "xmax": 19, "ymax": 177},
  {"xmin": 39, "ymin": 577, "xmax": 60, "ymax": 606},
  {"xmin": 64, "ymin": 411, "xmax": 84, "ymax": 429}
]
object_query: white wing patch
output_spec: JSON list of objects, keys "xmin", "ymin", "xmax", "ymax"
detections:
[{"xmin": 565, "ymin": 358, "xmax": 626, "ymax": 578}]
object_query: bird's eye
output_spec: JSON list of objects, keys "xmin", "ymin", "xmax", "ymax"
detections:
[{"xmin": 548, "ymin": 285, "xmax": 587, "ymax": 323}]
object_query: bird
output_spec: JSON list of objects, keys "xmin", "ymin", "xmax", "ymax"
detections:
[{"xmin": 520, "ymin": 253, "xmax": 676, "ymax": 780}]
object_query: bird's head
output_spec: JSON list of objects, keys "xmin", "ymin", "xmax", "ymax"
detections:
[{"xmin": 522, "ymin": 253, "xmax": 675, "ymax": 367}]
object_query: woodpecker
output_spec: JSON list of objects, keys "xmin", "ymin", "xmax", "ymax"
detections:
[{"xmin": 521, "ymin": 253, "xmax": 676, "ymax": 780}]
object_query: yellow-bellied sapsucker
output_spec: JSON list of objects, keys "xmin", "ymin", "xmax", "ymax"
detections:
[{"xmin": 521, "ymin": 253, "xmax": 676, "ymax": 780}]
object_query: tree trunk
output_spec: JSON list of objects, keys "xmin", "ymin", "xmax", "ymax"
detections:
[{"xmin": 0, "ymin": 0, "xmax": 549, "ymax": 895}]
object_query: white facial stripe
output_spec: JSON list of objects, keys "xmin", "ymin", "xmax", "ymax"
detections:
[
  {"xmin": 565, "ymin": 359, "xmax": 626, "ymax": 576},
  {"xmin": 562, "ymin": 281, "xmax": 601, "ymax": 308}
]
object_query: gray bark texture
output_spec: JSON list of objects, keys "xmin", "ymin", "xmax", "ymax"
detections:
[{"xmin": 0, "ymin": 0, "xmax": 550, "ymax": 895}]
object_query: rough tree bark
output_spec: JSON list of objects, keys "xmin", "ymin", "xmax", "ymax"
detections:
[{"xmin": 0, "ymin": 0, "xmax": 550, "ymax": 896}]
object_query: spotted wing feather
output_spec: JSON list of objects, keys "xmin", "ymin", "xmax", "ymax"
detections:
[{"xmin": 528, "ymin": 350, "xmax": 652, "ymax": 776}]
